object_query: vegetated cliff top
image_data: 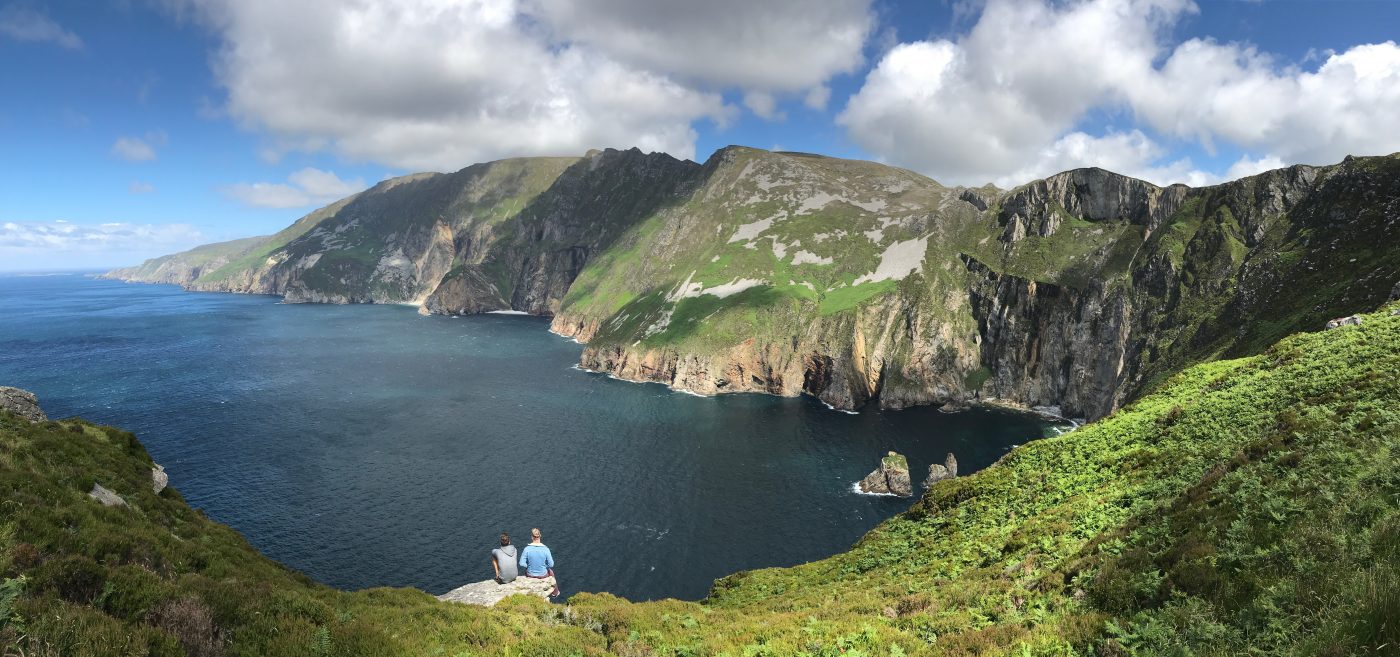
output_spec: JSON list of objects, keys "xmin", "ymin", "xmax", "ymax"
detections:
[
  {"xmin": 102, "ymin": 148, "xmax": 1400, "ymax": 420},
  {"xmin": 4, "ymin": 302, "xmax": 1397, "ymax": 655}
]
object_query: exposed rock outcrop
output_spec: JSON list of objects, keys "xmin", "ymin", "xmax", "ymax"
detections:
[
  {"xmin": 1326, "ymin": 315, "xmax": 1363, "ymax": 329},
  {"xmin": 88, "ymin": 483, "xmax": 126, "ymax": 507},
  {"xmin": 0, "ymin": 387, "xmax": 47, "ymax": 423},
  {"xmin": 924, "ymin": 453, "xmax": 959, "ymax": 488},
  {"xmin": 152, "ymin": 464, "xmax": 168, "ymax": 494},
  {"xmin": 858, "ymin": 452, "xmax": 912, "ymax": 497},
  {"xmin": 436, "ymin": 576, "xmax": 556, "ymax": 606}
]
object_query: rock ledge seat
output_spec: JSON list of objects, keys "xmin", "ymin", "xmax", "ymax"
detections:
[{"xmin": 437, "ymin": 576, "xmax": 556, "ymax": 606}]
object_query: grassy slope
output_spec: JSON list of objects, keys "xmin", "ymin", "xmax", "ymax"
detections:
[
  {"xmin": 103, "ymin": 237, "xmax": 271, "ymax": 282},
  {"xmin": 3, "ymin": 304, "xmax": 1396, "ymax": 655}
]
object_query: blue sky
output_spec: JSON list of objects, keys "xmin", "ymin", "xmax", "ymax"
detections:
[{"xmin": 2, "ymin": 0, "xmax": 1398, "ymax": 271}]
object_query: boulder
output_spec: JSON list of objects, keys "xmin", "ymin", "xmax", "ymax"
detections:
[
  {"xmin": 152, "ymin": 464, "xmax": 168, "ymax": 494},
  {"xmin": 0, "ymin": 386, "xmax": 47, "ymax": 423},
  {"xmin": 436, "ymin": 576, "xmax": 556, "ymax": 606},
  {"xmin": 924, "ymin": 453, "xmax": 959, "ymax": 488},
  {"xmin": 88, "ymin": 483, "xmax": 126, "ymax": 507},
  {"xmin": 1390, "ymin": 280, "xmax": 1400, "ymax": 301},
  {"xmin": 1325, "ymin": 315, "xmax": 1363, "ymax": 329},
  {"xmin": 858, "ymin": 451, "xmax": 912, "ymax": 497}
]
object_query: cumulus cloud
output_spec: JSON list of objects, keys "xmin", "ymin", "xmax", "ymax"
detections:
[
  {"xmin": 174, "ymin": 0, "xmax": 871, "ymax": 170},
  {"xmin": 221, "ymin": 168, "xmax": 366, "ymax": 209},
  {"xmin": 0, "ymin": 4, "xmax": 82, "ymax": 49},
  {"xmin": 839, "ymin": 0, "xmax": 1400, "ymax": 187},
  {"xmin": 110, "ymin": 131, "xmax": 168, "ymax": 162},
  {"xmin": 0, "ymin": 220, "xmax": 207, "ymax": 270},
  {"xmin": 530, "ymin": 0, "xmax": 871, "ymax": 92}
]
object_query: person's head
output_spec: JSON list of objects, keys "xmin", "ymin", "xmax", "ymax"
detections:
[
  {"xmin": 531, "ymin": 528, "xmax": 542, "ymax": 542},
  {"xmin": 499, "ymin": 532, "xmax": 510, "ymax": 547}
]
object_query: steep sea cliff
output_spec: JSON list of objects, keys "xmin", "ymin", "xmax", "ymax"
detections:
[{"xmin": 108, "ymin": 149, "xmax": 1400, "ymax": 419}]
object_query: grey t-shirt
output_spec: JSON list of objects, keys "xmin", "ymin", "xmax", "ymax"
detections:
[{"xmin": 492, "ymin": 545, "xmax": 518, "ymax": 582}]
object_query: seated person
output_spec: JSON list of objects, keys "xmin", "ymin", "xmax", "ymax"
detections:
[
  {"xmin": 518, "ymin": 527, "xmax": 559, "ymax": 597},
  {"xmin": 491, "ymin": 532, "xmax": 517, "ymax": 584}
]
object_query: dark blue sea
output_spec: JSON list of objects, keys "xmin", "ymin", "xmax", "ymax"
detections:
[{"xmin": 0, "ymin": 273, "xmax": 1059, "ymax": 601}]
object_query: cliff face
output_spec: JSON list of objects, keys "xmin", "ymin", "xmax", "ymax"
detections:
[
  {"xmin": 100, "ymin": 236, "xmax": 270, "ymax": 286},
  {"xmin": 110, "ymin": 148, "xmax": 1400, "ymax": 419},
  {"xmin": 554, "ymin": 150, "xmax": 1400, "ymax": 419},
  {"xmin": 113, "ymin": 150, "xmax": 697, "ymax": 311}
]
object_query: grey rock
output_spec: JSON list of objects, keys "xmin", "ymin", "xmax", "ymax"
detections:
[
  {"xmin": 1390, "ymin": 280, "xmax": 1400, "ymax": 301},
  {"xmin": 88, "ymin": 483, "xmax": 127, "ymax": 507},
  {"xmin": 924, "ymin": 453, "xmax": 959, "ymax": 488},
  {"xmin": 0, "ymin": 386, "xmax": 47, "ymax": 423},
  {"xmin": 436, "ymin": 576, "xmax": 555, "ymax": 606},
  {"xmin": 858, "ymin": 451, "xmax": 912, "ymax": 497},
  {"xmin": 1325, "ymin": 315, "xmax": 1363, "ymax": 329},
  {"xmin": 152, "ymin": 464, "xmax": 168, "ymax": 494}
]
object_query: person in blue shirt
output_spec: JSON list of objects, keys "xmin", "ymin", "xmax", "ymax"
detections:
[{"xmin": 519, "ymin": 527, "xmax": 559, "ymax": 597}]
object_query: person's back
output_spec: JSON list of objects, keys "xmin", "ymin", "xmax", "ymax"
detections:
[
  {"xmin": 491, "ymin": 533, "xmax": 518, "ymax": 583},
  {"xmin": 520, "ymin": 542, "xmax": 553, "ymax": 577}
]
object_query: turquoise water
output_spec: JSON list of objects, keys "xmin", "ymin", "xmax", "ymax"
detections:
[{"xmin": 0, "ymin": 273, "xmax": 1059, "ymax": 601}]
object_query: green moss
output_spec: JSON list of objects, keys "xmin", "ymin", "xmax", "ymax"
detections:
[{"xmin": 818, "ymin": 279, "xmax": 898, "ymax": 315}]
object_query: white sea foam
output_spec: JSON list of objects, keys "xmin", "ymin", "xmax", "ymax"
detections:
[
  {"xmin": 820, "ymin": 399, "xmax": 859, "ymax": 415},
  {"xmin": 850, "ymin": 482, "xmax": 900, "ymax": 497},
  {"xmin": 487, "ymin": 310, "xmax": 531, "ymax": 315}
]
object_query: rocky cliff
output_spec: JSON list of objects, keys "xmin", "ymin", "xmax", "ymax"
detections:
[
  {"xmin": 109, "ymin": 148, "xmax": 1400, "ymax": 419},
  {"xmin": 555, "ymin": 149, "xmax": 1400, "ymax": 419}
]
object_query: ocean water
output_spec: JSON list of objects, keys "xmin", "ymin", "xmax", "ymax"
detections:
[{"xmin": 0, "ymin": 273, "xmax": 1060, "ymax": 601}]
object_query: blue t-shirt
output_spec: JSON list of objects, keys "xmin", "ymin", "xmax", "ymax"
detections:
[{"xmin": 519, "ymin": 544, "xmax": 554, "ymax": 576}]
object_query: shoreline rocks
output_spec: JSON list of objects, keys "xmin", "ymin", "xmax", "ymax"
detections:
[
  {"xmin": 858, "ymin": 451, "xmax": 912, "ymax": 497},
  {"xmin": 0, "ymin": 386, "xmax": 47, "ymax": 423},
  {"xmin": 924, "ymin": 453, "xmax": 959, "ymax": 488},
  {"xmin": 437, "ymin": 576, "xmax": 556, "ymax": 606}
]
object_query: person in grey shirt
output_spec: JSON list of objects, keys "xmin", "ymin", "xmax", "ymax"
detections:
[{"xmin": 491, "ymin": 532, "xmax": 518, "ymax": 584}]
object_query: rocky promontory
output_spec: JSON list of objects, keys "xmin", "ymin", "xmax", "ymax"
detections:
[
  {"xmin": 437, "ymin": 576, "xmax": 556, "ymax": 607},
  {"xmin": 0, "ymin": 386, "xmax": 47, "ymax": 423},
  {"xmin": 858, "ymin": 451, "xmax": 912, "ymax": 497}
]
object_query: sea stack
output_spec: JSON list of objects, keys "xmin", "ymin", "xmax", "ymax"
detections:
[
  {"xmin": 858, "ymin": 451, "xmax": 913, "ymax": 497},
  {"xmin": 925, "ymin": 453, "xmax": 959, "ymax": 488}
]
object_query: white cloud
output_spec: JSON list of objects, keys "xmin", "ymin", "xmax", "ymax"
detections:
[
  {"xmin": 531, "ymin": 0, "xmax": 872, "ymax": 91},
  {"xmin": 0, "ymin": 220, "xmax": 207, "ymax": 271},
  {"xmin": 221, "ymin": 167, "xmax": 366, "ymax": 209},
  {"xmin": 839, "ymin": 0, "xmax": 1400, "ymax": 187},
  {"xmin": 129, "ymin": 181, "xmax": 156, "ymax": 194},
  {"xmin": 0, "ymin": 4, "xmax": 82, "ymax": 49},
  {"xmin": 110, "ymin": 131, "xmax": 168, "ymax": 162},
  {"xmin": 174, "ymin": 0, "xmax": 872, "ymax": 170},
  {"xmin": 743, "ymin": 92, "xmax": 783, "ymax": 121}
]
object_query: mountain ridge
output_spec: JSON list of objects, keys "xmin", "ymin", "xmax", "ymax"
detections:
[{"xmin": 105, "ymin": 147, "xmax": 1400, "ymax": 420}]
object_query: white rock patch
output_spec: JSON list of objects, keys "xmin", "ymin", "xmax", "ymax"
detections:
[
  {"xmin": 771, "ymin": 239, "xmax": 789, "ymax": 259},
  {"xmin": 672, "ymin": 273, "xmax": 768, "ymax": 301},
  {"xmin": 852, "ymin": 236, "xmax": 930, "ymax": 285},
  {"xmin": 697, "ymin": 278, "xmax": 766, "ymax": 299},
  {"xmin": 791, "ymin": 250, "xmax": 833, "ymax": 266},
  {"xmin": 729, "ymin": 217, "xmax": 775, "ymax": 243}
]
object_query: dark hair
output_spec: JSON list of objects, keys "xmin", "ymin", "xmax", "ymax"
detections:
[{"xmin": 500, "ymin": 532, "xmax": 511, "ymax": 546}]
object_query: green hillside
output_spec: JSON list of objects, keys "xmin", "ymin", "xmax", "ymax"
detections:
[{"xmin": 5, "ymin": 303, "xmax": 1396, "ymax": 656}]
